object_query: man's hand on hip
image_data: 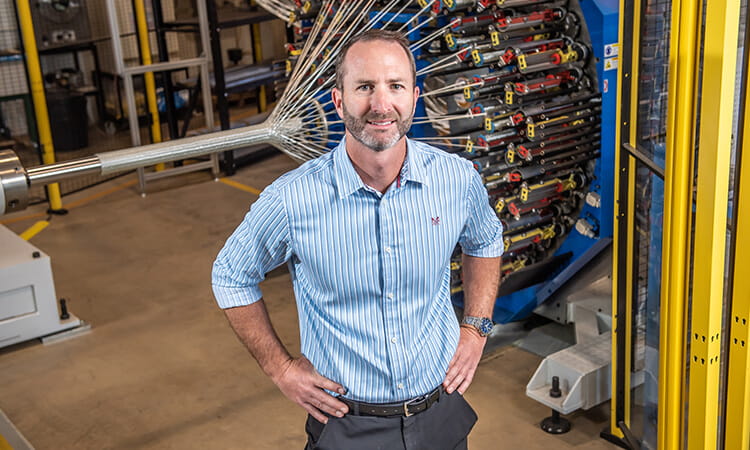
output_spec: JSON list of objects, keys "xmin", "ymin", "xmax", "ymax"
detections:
[
  {"xmin": 271, "ymin": 355, "xmax": 349, "ymax": 424},
  {"xmin": 443, "ymin": 326, "xmax": 487, "ymax": 395}
]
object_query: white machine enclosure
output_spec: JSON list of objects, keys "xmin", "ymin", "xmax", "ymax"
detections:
[
  {"xmin": 526, "ymin": 332, "xmax": 612, "ymax": 414},
  {"xmin": 0, "ymin": 225, "xmax": 81, "ymax": 348}
]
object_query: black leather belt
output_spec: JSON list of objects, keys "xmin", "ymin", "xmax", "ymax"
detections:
[{"xmin": 339, "ymin": 386, "xmax": 442, "ymax": 417}]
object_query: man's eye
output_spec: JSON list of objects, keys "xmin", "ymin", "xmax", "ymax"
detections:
[
  {"xmin": 392, "ymin": 84, "xmax": 405, "ymax": 90},
  {"xmin": 357, "ymin": 85, "xmax": 371, "ymax": 91}
]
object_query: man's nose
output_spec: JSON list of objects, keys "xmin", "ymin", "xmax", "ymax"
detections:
[{"xmin": 370, "ymin": 88, "xmax": 393, "ymax": 114}]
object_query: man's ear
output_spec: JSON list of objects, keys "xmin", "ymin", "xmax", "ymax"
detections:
[
  {"xmin": 331, "ymin": 87, "xmax": 344, "ymax": 119},
  {"xmin": 412, "ymin": 85, "xmax": 420, "ymax": 114}
]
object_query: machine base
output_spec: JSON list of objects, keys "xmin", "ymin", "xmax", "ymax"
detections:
[
  {"xmin": 41, "ymin": 319, "xmax": 91, "ymax": 345},
  {"xmin": 0, "ymin": 225, "xmax": 85, "ymax": 349}
]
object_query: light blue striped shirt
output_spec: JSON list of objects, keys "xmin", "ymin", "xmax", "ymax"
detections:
[{"xmin": 212, "ymin": 138, "xmax": 504, "ymax": 403}]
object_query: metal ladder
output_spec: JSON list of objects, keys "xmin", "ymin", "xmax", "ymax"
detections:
[{"xmin": 104, "ymin": 0, "xmax": 218, "ymax": 195}]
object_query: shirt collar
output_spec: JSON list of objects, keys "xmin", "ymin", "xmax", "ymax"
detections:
[{"xmin": 333, "ymin": 136, "xmax": 428, "ymax": 199}]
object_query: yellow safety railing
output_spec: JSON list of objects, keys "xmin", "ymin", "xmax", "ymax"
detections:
[
  {"xmin": 15, "ymin": 0, "xmax": 64, "ymax": 212},
  {"xmin": 611, "ymin": 0, "xmax": 743, "ymax": 446}
]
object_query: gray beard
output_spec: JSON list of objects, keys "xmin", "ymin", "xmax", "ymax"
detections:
[{"xmin": 342, "ymin": 107, "xmax": 413, "ymax": 152}]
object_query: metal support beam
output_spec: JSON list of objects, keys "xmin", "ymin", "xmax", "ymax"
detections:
[
  {"xmin": 685, "ymin": 0, "xmax": 740, "ymax": 446},
  {"xmin": 725, "ymin": 30, "xmax": 750, "ymax": 446},
  {"xmin": 205, "ymin": 0, "xmax": 234, "ymax": 174},
  {"xmin": 609, "ymin": 0, "xmax": 638, "ymax": 441},
  {"xmin": 659, "ymin": 0, "xmax": 703, "ymax": 445},
  {"xmin": 14, "ymin": 0, "xmax": 64, "ymax": 213},
  {"xmin": 151, "ymin": 0, "xmax": 179, "ymax": 141},
  {"xmin": 133, "ymin": 0, "xmax": 163, "ymax": 150}
]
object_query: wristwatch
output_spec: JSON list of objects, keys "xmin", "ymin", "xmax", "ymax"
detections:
[{"xmin": 461, "ymin": 316, "xmax": 494, "ymax": 337}]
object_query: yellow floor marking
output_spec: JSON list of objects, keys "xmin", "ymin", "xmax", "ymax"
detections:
[
  {"xmin": 0, "ymin": 433, "xmax": 13, "ymax": 450},
  {"xmin": 219, "ymin": 178, "xmax": 262, "ymax": 195},
  {"xmin": 0, "ymin": 211, "xmax": 46, "ymax": 226},
  {"xmin": 1, "ymin": 179, "xmax": 138, "ymax": 231},
  {"xmin": 64, "ymin": 179, "xmax": 138, "ymax": 209},
  {"xmin": 19, "ymin": 220, "xmax": 49, "ymax": 241}
]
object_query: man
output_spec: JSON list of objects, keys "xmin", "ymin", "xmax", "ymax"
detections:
[{"xmin": 212, "ymin": 30, "xmax": 503, "ymax": 449}]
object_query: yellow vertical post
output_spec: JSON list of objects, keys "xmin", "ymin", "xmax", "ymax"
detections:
[
  {"xmin": 133, "ymin": 0, "xmax": 164, "ymax": 171},
  {"xmin": 659, "ymin": 0, "xmax": 702, "ymax": 446},
  {"xmin": 685, "ymin": 0, "xmax": 740, "ymax": 446},
  {"xmin": 610, "ymin": 0, "xmax": 639, "ymax": 438},
  {"xmin": 15, "ymin": 0, "xmax": 64, "ymax": 211},
  {"xmin": 251, "ymin": 20, "xmax": 267, "ymax": 112},
  {"xmin": 725, "ymin": 46, "xmax": 750, "ymax": 447}
]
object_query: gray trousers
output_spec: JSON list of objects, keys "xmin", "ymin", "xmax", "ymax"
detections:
[{"xmin": 304, "ymin": 390, "xmax": 477, "ymax": 450}]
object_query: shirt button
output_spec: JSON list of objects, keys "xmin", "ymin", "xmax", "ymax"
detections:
[
  {"xmin": 384, "ymin": 246, "xmax": 392, "ymax": 253},
  {"xmin": 387, "ymin": 293, "xmax": 394, "ymax": 299},
  {"xmin": 391, "ymin": 336, "xmax": 398, "ymax": 343},
  {"xmin": 397, "ymin": 383, "xmax": 404, "ymax": 389}
]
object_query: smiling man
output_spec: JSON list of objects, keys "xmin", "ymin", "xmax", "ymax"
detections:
[{"xmin": 212, "ymin": 30, "xmax": 504, "ymax": 450}]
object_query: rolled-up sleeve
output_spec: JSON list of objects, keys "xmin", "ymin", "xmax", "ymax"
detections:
[
  {"xmin": 212, "ymin": 184, "xmax": 291, "ymax": 308},
  {"xmin": 458, "ymin": 168, "xmax": 504, "ymax": 257}
]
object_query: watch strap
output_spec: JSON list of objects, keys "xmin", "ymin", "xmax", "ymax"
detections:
[{"xmin": 461, "ymin": 316, "xmax": 494, "ymax": 337}]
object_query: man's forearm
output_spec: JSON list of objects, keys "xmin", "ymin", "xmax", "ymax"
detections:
[
  {"xmin": 223, "ymin": 299, "xmax": 350, "ymax": 422},
  {"xmin": 223, "ymin": 300, "xmax": 292, "ymax": 380},
  {"xmin": 461, "ymin": 254, "xmax": 502, "ymax": 318},
  {"xmin": 443, "ymin": 254, "xmax": 502, "ymax": 393}
]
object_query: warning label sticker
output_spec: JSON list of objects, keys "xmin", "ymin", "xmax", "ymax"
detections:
[
  {"xmin": 604, "ymin": 43, "xmax": 619, "ymax": 58},
  {"xmin": 604, "ymin": 57, "xmax": 618, "ymax": 71}
]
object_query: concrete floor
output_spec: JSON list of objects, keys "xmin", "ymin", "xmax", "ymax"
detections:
[{"xmin": 0, "ymin": 152, "xmax": 614, "ymax": 449}]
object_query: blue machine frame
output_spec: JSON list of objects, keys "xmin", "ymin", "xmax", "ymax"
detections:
[{"xmin": 456, "ymin": 0, "xmax": 620, "ymax": 324}]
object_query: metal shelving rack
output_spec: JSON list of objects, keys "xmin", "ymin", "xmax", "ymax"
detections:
[{"xmin": 161, "ymin": 2, "xmax": 278, "ymax": 175}]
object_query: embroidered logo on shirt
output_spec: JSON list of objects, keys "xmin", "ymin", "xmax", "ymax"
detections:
[{"xmin": 431, "ymin": 217, "xmax": 440, "ymax": 226}]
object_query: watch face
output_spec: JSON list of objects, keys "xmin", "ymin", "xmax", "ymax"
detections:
[
  {"xmin": 464, "ymin": 316, "xmax": 494, "ymax": 336},
  {"xmin": 478, "ymin": 318, "xmax": 493, "ymax": 334}
]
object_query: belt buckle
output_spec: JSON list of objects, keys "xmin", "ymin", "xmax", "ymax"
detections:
[{"xmin": 403, "ymin": 396, "xmax": 421, "ymax": 417}]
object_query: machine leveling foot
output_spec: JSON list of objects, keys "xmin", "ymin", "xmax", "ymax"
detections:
[
  {"xmin": 541, "ymin": 409, "xmax": 571, "ymax": 434},
  {"xmin": 59, "ymin": 298, "xmax": 70, "ymax": 320},
  {"xmin": 540, "ymin": 376, "xmax": 571, "ymax": 434}
]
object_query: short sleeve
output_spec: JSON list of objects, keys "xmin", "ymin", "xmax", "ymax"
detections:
[
  {"xmin": 458, "ymin": 167, "xmax": 505, "ymax": 257},
  {"xmin": 212, "ymin": 184, "xmax": 292, "ymax": 308}
]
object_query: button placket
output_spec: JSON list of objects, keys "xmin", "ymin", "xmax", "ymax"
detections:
[{"xmin": 380, "ymin": 197, "xmax": 406, "ymax": 391}]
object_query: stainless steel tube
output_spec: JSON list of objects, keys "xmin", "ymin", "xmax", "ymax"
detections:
[
  {"xmin": 26, "ymin": 156, "xmax": 102, "ymax": 185},
  {"xmin": 20, "ymin": 122, "xmax": 276, "ymax": 187},
  {"xmin": 96, "ymin": 122, "xmax": 275, "ymax": 175}
]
